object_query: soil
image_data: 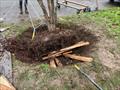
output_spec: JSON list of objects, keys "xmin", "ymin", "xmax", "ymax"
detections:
[{"xmin": 5, "ymin": 23, "xmax": 98, "ymax": 63}]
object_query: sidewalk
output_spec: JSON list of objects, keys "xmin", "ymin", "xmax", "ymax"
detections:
[
  {"xmin": 0, "ymin": 0, "xmax": 43, "ymax": 23},
  {"xmin": 0, "ymin": 0, "xmax": 110, "ymax": 23}
]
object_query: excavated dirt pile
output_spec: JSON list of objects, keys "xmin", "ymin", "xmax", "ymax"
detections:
[{"xmin": 5, "ymin": 24, "xmax": 98, "ymax": 63}]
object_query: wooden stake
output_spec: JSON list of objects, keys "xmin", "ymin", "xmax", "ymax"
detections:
[
  {"xmin": 63, "ymin": 53, "xmax": 93, "ymax": 62},
  {"xmin": 63, "ymin": 51, "xmax": 72, "ymax": 54},
  {"xmin": 60, "ymin": 41, "xmax": 89, "ymax": 52},
  {"xmin": 43, "ymin": 41, "xmax": 89, "ymax": 60},
  {"xmin": 54, "ymin": 58, "xmax": 63, "ymax": 67},
  {"xmin": 49, "ymin": 59, "xmax": 57, "ymax": 68},
  {"xmin": 0, "ymin": 75, "xmax": 16, "ymax": 90}
]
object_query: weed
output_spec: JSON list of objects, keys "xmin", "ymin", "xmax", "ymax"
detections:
[{"xmin": 40, "ymin": 64, "xmax": 49, "ymax": 72}]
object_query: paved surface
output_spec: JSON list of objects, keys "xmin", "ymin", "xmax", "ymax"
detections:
[
  {"xmin": 0, "ymin": 34, "xmax": 12, "ymax": 83},
  {"xmin": 0, "ymin": 0, "xmax": 119, "ymax": 23}
]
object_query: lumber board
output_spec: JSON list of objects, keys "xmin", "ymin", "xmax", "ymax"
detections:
[
  {"xmin": 0, "ymin": 75, "xmax": 16, "ymax": 90},
  {"xmin": 63, "ymin": 0, "xmax": 88, "ymax": 7},
  {"xmin": 54, "ymin": 58, "xmax": 63, "ymax": 67},
  {"xmin": 60, "ymin": 3, "xmax": 85, "ymax": 10},
  {"xmin": 63, "ymin": 51, "xmax": 72, "ymax": 54},
  {"xmin": 60, "ymin": 41, "xmax": 89, "ymax": 52},
  {"xmin": 63, "ymin": 53, "xmax": 93, "ymax": 62},
  {"xmin": 49, "ymin": 59, "xmax": 57, "ymax": 68},
  {"xmin": 42, "ymin": 41, "xmax": 89, "ymax": 60},
  {"xmin": 0, "ymin": 84, "xmax": 13, "ymax": 90}
]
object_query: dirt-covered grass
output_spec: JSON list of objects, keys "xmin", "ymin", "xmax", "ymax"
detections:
[
  {"xmin": 60, "ymin": 7, "xmax": 120, "ymax": 48},
  {"xmin": 0, "ymin": 20, "xmax": 40, "ymax": 38},
  {"xmin": 59, "ymin": 7, "xmax": 120, "ymax": 90},
  {"xmin": 1, "ymin": 7, "xmax": 120, "ymax": 90}
]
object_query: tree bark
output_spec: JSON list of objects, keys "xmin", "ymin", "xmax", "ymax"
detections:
[
  {"xmin": 37, "ymin": 0, "xmax": 49, "ymax": 25},
  {"xmin": 49, "ymin": 0, "xmax": 56, "ymax": 31},
  {"xmin": 37, "ymin": 0, "xmax": 57, "ymax": 31}
]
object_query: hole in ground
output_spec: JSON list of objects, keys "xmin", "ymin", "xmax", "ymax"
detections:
[{"xmin": 5, "ymin": 23, "xmax": 99, "ymax": 65}]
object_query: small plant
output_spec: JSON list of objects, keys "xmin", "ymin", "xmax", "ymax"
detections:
[{"xmin": 40, "ymin": 64, "xmax": 49, "ymax": 72}]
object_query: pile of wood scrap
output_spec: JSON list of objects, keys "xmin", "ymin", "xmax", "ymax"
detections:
[{"xmin": 42, "ymin": 41, "xmax": 93, "ymax": 68}]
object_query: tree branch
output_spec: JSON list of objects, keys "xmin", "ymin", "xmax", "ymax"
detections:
[{"xmin": 37, "ymin": 0, "xmax": 49, "ymax": 24}]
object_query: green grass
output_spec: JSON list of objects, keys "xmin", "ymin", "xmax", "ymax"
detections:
[
  {"xmin": 60, "ymin": 7, "xmax": 120, "ymax": 53},
  {"xmin": 60, "ymin": 7, "xmax": 120, "ymax": 38},
  {"xmin": 89, "ymin": 8, "xmax": 120, "ymax": 38},
  {"xmin": 40, "ymin": 64, "xmax": 49, "ymax": 72},
  {"xmin": 0, "ymin": 20, "xmax": 40, "ymax": 38}
]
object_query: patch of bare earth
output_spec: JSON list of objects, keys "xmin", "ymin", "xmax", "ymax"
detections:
[{"xmin": 84, "ymin": 22, "xmax": 120, "ymax": 71}]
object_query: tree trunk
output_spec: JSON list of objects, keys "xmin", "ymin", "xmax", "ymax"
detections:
[
  {"xmin": 37, "ymin": 0, "xmax": 49, "ymax": 26},
  {"xmin": 37, "ymin": 0, "xmax": 57, "ymax": 31}
]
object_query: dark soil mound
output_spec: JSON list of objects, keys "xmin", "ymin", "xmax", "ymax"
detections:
[{"xmin": 5, "ymin": 24, "xmax": 98, "ymax": 63}]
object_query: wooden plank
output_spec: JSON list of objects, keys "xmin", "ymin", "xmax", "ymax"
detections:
[
  {"xmin": 46, "ymin": 49, "xmax": 72, "ymax": 57},
  {"xmin": 54, "ymin": 58, "xmax": 63, "ymax": 67},
  {"xmin": 64, "ymin": 0, "xmax": 88, "ymax": 7},
  {"xmin": 0, "ymin": 75, "xmax": 16, "ymax": 90},
  {"xmin": 63, "ymin": 53, "xmax": 93, "ymax": 62},
  {"xmin": 63, "ymin": 51, "xmax": 72, "ymax": 54},
  {"xmin": 60, "ymin": 41, "xmax": 89, "ymax": 52},
  {"xmin": 42, "ymin": 41, "xmax": 90, "ymax": 60},
  {"xmin": 49, "ymin": 59, "xmax": 57, "ymax": 68},
  {"xmin": 58, "ymin": 2, "xmax": 85, "ymax": 10},
  {"xmin": 0, "ymin": 84, "xmax": 13, "ymax": 90}
]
